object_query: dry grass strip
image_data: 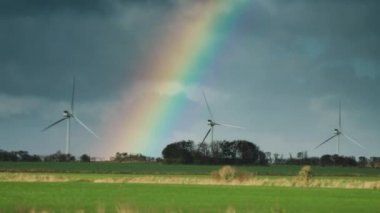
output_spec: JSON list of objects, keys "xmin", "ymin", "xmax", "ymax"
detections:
[{"xmin": 1, "ymin": 172, "xmax": 379, "ymax": 189}]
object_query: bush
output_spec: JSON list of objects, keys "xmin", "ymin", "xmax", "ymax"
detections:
[
  {"xmin": 211, "ymin": 165, "xmax": 254, "ymax": 182},
  {"xmin": 236, "ymin": 170, "xmax": 254, "ymax": 182},
  {"xmin": 218, "ymin": 165, "xmax": 236, "ymax": 181},
  {"xmin": 296, "ymin": 165, "xmax": 312, "ymax": 185}
]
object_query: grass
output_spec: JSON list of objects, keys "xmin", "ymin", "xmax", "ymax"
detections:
[
  {"xmin": 1, "ymin": 162, "xmax": 379, "ymax": 176},
  {"xmin": 0, "ymin": 182, "xmax": 379, "ymax": 213},
  {"xmin": 1, "ymin": 163, "xmax": 379, "ymax": 212},
  {"xmin": 0, "ymin": 172, "xmax": 379, "ymax": 189}
]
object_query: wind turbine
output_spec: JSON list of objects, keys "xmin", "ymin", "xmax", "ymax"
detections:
[
  {"xmin": 200, "ymin": 90, "xmax": 244, "ymax": 145},
  {"xmin": 313, "ymin": 101, "xmax": 366, "ymax": 154},
  {"xmin": 42, "ymin": 77, "xmax": 100, "ymax": 155}
]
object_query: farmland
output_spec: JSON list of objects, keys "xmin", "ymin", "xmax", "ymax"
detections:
[
  {"xmin": 1, "ymin": 182, "xmax": 380, "ymax": 213},
  {"xmin": 1, "ymin": 162, "xmax": 379, "ymax": 176},
  {"xmin": 0, "ymin": 162, "xmax": 379, "ymax": 212}
]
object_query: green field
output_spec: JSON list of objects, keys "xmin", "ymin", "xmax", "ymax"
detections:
[
  {"xmin": 1, "ymin": 162, "xmax": 379, "ymax": 176},
  {"xmin": 0, "ymin": 162, "xmax": 379, "ymax": 212},
  {"xmin": 1, "ymin": 182, "xmax": 380, "ymax": 213}
]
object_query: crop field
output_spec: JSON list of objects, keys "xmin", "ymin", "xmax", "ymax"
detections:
[
  {"xmin": 1, "ymin": 182, "xmax": 380, "ymax": 213},
  {"xmin": 0, "ymin": 162, "xmax": 379, "ymax": 212},
  {"xmin": 1, "ymin": 162, "xmax": 379, "ymax": 176}
]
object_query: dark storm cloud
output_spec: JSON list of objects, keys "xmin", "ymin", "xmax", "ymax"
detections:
[
  {"xmin": 224, "ymin": 0, "xmax": 380, "ymax": 102},
  {"xmin": 0, "ymin": 0, "xmax": 177, "ymax": 17},
  {"xmin": 0, "ymin": 0, "xmax": 114, "ymax": 17},
  {"xmin": 235, "ymin": 0, "xmax": 380, "ymax": 62},
  {"xmin": 0, "ymin": 0, "xmax": 177, "ymax": 101},
  {"xmin": 1, "ymin": 0, "xmax": 379, "ymax": 156},
  {"xmin": 206, "ymin": 0, "xmax": 380, "ymax": 155}
]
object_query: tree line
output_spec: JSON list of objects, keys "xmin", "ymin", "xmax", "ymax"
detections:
[
  {"xmin": 265, "ymin": 151, "xmax": 380, "ymax": 167},
  {"xmin": 2, "ymin": 145, "xmax": 380, "ymax": 167},
  {"xmin": 162, "ymin": 140, "xmax": 268, "ymax": 165},
  {"xmin": 0, "ymin": 149, "xmax": 91, "ymax": 162},
  {"xmin": 110, "ymin": 152, "xmax": 155, "ymax": 162},
  {"xmin": 161, "ymin": 140, "xmax": 380, "ymax": 167}
]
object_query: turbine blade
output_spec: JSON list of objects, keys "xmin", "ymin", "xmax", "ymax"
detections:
[
  {"xmin": 201, "ymin": 128, "xmax": 212, "ymax": 144},
  {"xmin": 218, "ymin": 122, "xmax": 245, "ymax": 129},
  {"xmin": 342, "ymin": 133, "xmax": 366, "ymax": 150},
  {"xmin": 339, "ymin": 100, "xmax": 342, "ymax": 131},
  {"xmin": 202, "ymin": 90, "xmax": 214, "ymax": 119},
  {"xmin": 314, "ymin": 134, "xmax": 337, "ymax": 150},
  {"xmin": 42, "ymin": 118, "xmax": 67, "ymax": 131},
  {"xmin": 73, "ymin": 116, "xmax": 100, "ymax": 139},
  {"xmin": 71, "ymin": 76, "xmax": 76, "ymax": 113}
]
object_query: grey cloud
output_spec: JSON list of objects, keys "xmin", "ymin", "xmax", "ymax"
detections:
[
  {"xmin": 237, "ymin": 0, "xmax": 380, "ymax": 60},
  {"xmin": 0, "ymin": 0, "xmax": 379, "ymax": 157},
  {"xmin": 204, "ymin": 1, "xmax": 380, "ymax": 156},
  {"xmin": 0, "ymin": 0, "xmax": 115, "ymax": 17},
  {"xmin": 0, "ymin": 0, "xmax": 178, "ymax": 18},
  {"xmin": 221, "ymin": 0, "xmax": 380, "ymax": 97},
  {"xmin": 0, "ymin": 0, "xmax": 176, "ymax": 102}
]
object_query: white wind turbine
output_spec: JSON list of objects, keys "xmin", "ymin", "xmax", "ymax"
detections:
[
  {"xmin": 42, "ymin": 77, "xmax": 100, "ymax": 154},
  {"xmin": 313, "ymin": 101, "xmax": 366, "ymax": 154},
  {"xmin": 200, "ymin": 90, "xmax": 244, "ymax": 144}
]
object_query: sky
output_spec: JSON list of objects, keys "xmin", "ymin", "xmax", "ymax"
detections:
[{"xmin": 1, "ymin": 0, "xmax": 379, "ymax": 159}]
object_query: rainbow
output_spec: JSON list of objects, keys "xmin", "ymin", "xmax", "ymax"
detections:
[{"xmin": 103, "ymin": 0, "xmax": 249, "ymax": 157}]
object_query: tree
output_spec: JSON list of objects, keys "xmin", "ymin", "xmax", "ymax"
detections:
[
  {"xmin": 257, "ymin": 151, "xmax": 268, "ymax": 165},
  {"xmin": 80, "ymin": 154, "xmax": 91, "ymax": 162},
  {"xmin": 273, "ymin": 153, "xmax": 280, "ymax": 164},
  {"xmin": 297, "ymin": 152, "xmax": 304, "ymax": 159},
  {"xmin": 358, "ymin": 156, "xmax": 367, "ymax": 167},
  {"xmin": 345, "ymin": 156, "xmax": 357, "ymax": 167},
  {"xmin": 0, "ymin": 149, "xmax": 17, "ymax": 161},
  {"xmin": 162, "ymin": 140, "xmax": 195, "ymax": 164},
  {"xmin": 369, "ymin": 157, "xmax": 380, "ymax": 168},
  {"xmin": 0, "ymin": 149, "xmax": 41, "ymax": 162},
  {"xmin": 320, "ymin": 155, "xmax": 332, "ymax": 166},
  {"xmin": 235, "ymin": 140, "xmax": 262, "ymax": 164},
  {"xmin": 320, "ymin": 154, "xmax": 357, "ymax": 167},
  {"xmin": 220, "ymin": 141, "xmax": 236, "ymax": 162},
  {"xmin": 162, "ymin": 140, "xmax": 268, "ymax": 165},
  {"xmin": 265, "ymin": 152, "xmax": 272, "ymax": 164},
  {"xmin": 113, "ymin": 152, "xmax": 128, "ymax": 162},
  {"xmin": 210, "ymin": 141, "xmax": 222, "ymax": 159},
  {"xmin": 110, "ymin": 152, "xmax": 153, "ymax": 162},
  {"xmin": 44, "ymin": 151, "xmax": 75, "ymax": 162}
]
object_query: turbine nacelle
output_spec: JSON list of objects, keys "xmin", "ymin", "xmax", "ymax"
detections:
[
  {"xmin": 201, "ymin": 90, "xmax": 244, "ymax": 145},
  {"xmin": 63, "ymin": 110, "xmax": 72, "ymax": 118},
  {"xmin": 42, "ymin": 77, "xmax": 100, "ymax": 155},
  {"xmin": 208, "ymin": 119, "xmax": 218, "ymax": 127},
  {"xmin": 334, "ymin": 128, "xmax": 341, "ymax": 135},
  {"xmin": 313, "ymin": 101, "xmax": 366, "ymax": 154}
]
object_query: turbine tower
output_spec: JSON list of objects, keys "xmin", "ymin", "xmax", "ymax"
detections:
[
  {"xmin": 200, "ymin": 90, "xmax": 244, "ymax": 145},
  {"xmin": 313, "ymin": 101, "xmax": 366, "ymax": 154},
  {"xmin": 42, "ymin": 77, "xmax": 100, "ymax": 154}
]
